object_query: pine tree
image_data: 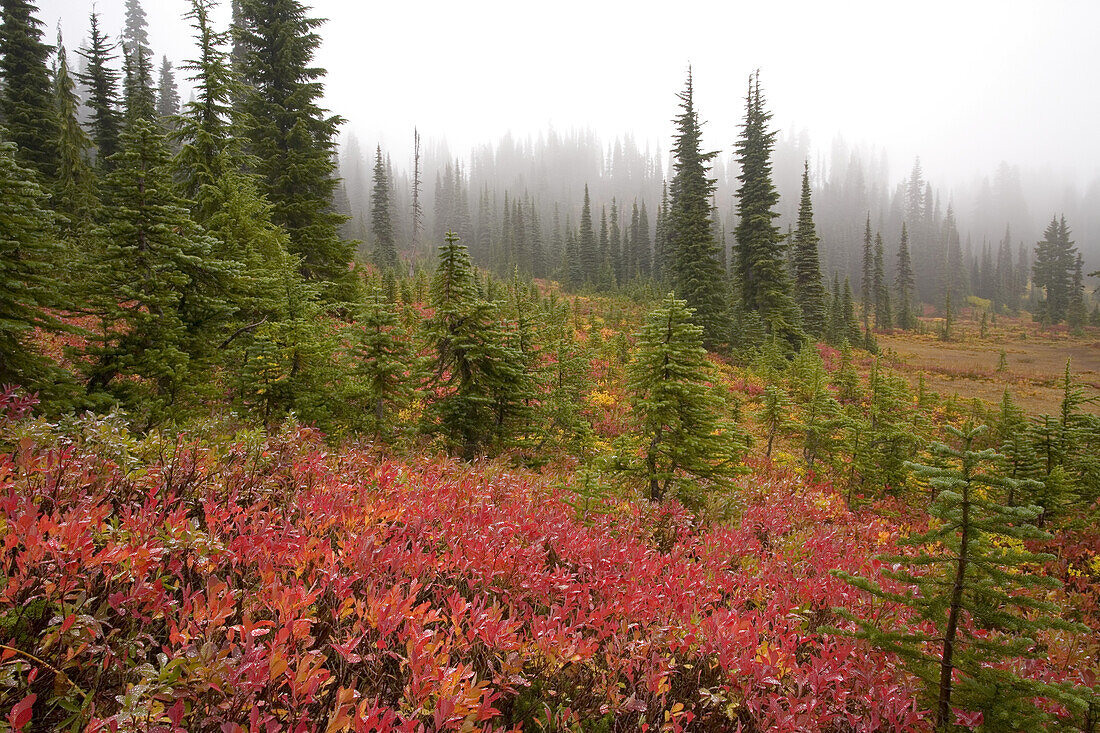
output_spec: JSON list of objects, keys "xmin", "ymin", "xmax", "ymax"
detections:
[
  {"xmin": 0, "ymin": 133, "xmax": 68, "ymax": 390},
  {"xmin": 636, "ymin": 199, "xmax": 652, "ymax": 278},
  {"xmin": 0, "ymin": 0, "xmax": 58, "ymax": 177},
  {"xmin": 668, "ymin": 68, "xmax": 728, "ymax": 348},
  {"xmin": 1067, "ymin": 252, "xmax": 1086, "ymax": 332},
  {"xmin": 155, "ymin": 56, "xmax": 180, "ymax": 119},
  {"xmin": 174, "ymin": 0, "xmax": 240, "ymax": 219},
  {"xmin": 84, "ymin": 119, "xmax": 233, "ymax": 422},
  {"xmin": 120, "ymin": 25, "xmax": 156, "ymax": 124},
  {"xmin": 841, "ymin": 277, "xmax": 862, "ymax": 346},
  {"xmin": 789, "ymin": 343, "xmax": 845, "ymax": 472},
  {"xmin": 77, "ymin": 11, "xmax": 122, "ymax": 166},
  {"xmin": 628, "ymin": 292, "xmax": 737, "ymax": 505},
  {"xmin": 757, "ymin": 384, "xmax": 792, "ymax": 459},
  {"xmin": 122, "ymin": 0, "xmax": 151, "ymax": 63},
  {"xmin": 51, "ymin": 31, "xmax": 96, "ymax": 230},
  {"xmin": 733, "ymin": 71, "xmax": 799, "ymax": 348},
  {"xmin": 873, "ymin": 232, "xmax": 892, "ymax": 329},
  {"xmin": 350, "ymin": 292, "xmax": 412, "ymax": 440},
  {"xmin": 895, "ymin": 222, "xmax": 916, "ymax": 329},
  {"xmin": 792, "ymin": 160, "xmax": 826, "ymax": 337},
  {"xmin": 423, "ymin": 232, "xmax": 524, "ymax": 459},
  {"xmin": 236, "ymin": 0, "xmax": 353, "ymax": 301},
  {"xmin": 836, "ymin": 424, "xmax": 1088, "ymax": 731},
  {"xmin": 578, "ymin": 184, "xmax": 596, "ymax": 280},
  {"xmin": 370, "ymin": 144, "xmax": 397, "ymax": 270},
  {"xmin": 860, "ymin": 214, "xmax": 873, "ymax": 334}
]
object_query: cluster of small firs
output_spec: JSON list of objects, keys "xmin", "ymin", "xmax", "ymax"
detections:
[{"xmin": 1, "ymin": 0, "xmax": 1099, "ymax": 730}]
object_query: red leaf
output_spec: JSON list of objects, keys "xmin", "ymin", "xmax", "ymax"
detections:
[{"xmin": 8, "ymin": 694, "xmax": 35, "ymax": 731}]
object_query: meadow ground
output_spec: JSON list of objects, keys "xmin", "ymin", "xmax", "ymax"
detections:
[{"xmin": 877, "ymin": 311, "xmax": 1100, "ymax": 416}]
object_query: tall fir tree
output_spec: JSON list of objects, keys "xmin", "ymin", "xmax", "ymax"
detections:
[
  {"xmin": 76, "ymin": 11, "xmax": 122, "ymax": 167},
  {"xmin": 668, "ymin": 68, "xmax": 728, "ymax": 348},
  {"xmin": 873, "ymin": 232, "xmax": 892, "ymax": 329},
  {"xmin": 792, "ymin": 160, "xmax": 826, "ymax": 337},
  {"xmin": 0, "ymin": 134, "xmax": 69, "ymax": 391},
  {"xmin": 370, "ymin": 144, "xmax": 397, "ymax": 270},
  {"xmin": 51, "ymin": 30, "xmax": 96, "ymax": 230},
  {"xmin": 85, "ymin": 118, "xmax": 233, "ymax": 421},
  {"xmin": 235, "ymin": 0, "xmax": 353, "ymax": 301},
  {"xmin": 733, "ymin": 71, "xmax": 800, "ymax": 348},
  {"xmin": 578, "ymin": 183, "xmax": 596, "ymax": 280},
  {"xmin": 0, "ymin": 0, "xmax": 58, "ymax": 177},
  {"xmin": 895, "ymin": 222, "xmax": 916, "ymax": 330},
  {"xmin": 156, "ymin": 56, "xmax": 180, "ymax": 119},
  {"xmin": 860, "ymin": 214, "xmax": 873, "ymax": 333}
]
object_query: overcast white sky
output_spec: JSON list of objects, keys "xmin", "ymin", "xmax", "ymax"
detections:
[{"xmin": 42, "ymin": 0, "xmax": 1100, "ymax": 186}]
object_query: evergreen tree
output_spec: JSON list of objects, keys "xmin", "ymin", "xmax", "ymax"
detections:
[
  {"xmin": 788, "ymin": 343, "xmax": 845, "ymax": 472},
  {"xmin": 628, "ymin": 292, "xmax": 737, "ymax": 504},
  {"xmin": 895, "ymin": 222, "xmax": 916, "ymax": 330},
  {"xmin": 156, "ymin": 56, "xmax": 180, "ymax": 119},
  {"xmin": 121, "ymin": 31, "xmax": 156, "ymax": 124},
  {"xmin": 0, "ymin": 134, "xmax": 68, "ymax": 390},
  {"xmin": 423, "ymin": 232, "xmax": 524, "ymax": 459},
  {"xmin": 860, "ymin": 214, "xmax": 873, "ymax": 334},
  {"xmin": 1067, "ymin": 252, "xmax": 1086, "ymax": 332},
  {"xmin": 757, "ymin": 384, "xmax": 792, "ymax": 459},
  {"xmin": 51, "ymin": 31, "xmax": 96, "ymax": 229},
  {"xmin": 836, "ymin": 424, "xmax": 1089, "ymax": 731},
  {"xmin": 370, "ymin": 144, "xmax": 397, "ymax": 270},
  {"xmin": 578, "ymin": 183, "xmax": 596, "ymax": 280},
  {"xmin": 77, "ymin": 11, "xmax": 122, "ymax": 166},
  {"xmin": 122, "ymin": 0, "xmax": 151, "ymax": 63},
  {"xmin": 236, "ymin": 0, "xmax": 353, "ymax": 301},
  {"xmin": 733, "ymin": 71, "xmax": 800, "ymax": 348},
  {"xmin": 792, "ymin": 160, "xmax": 826, "ymax": 337},
  {"xmin": 668, "ymin": 68, "xmax": 728, "ymax": 348},
  {"xmin": 174, "ymin": 0, "xmax": 239, "ymax": 218},
  {"xmin": 873, "ymin": 232, "xmax": 892, "ymax": 329},
  {"xmin": 350, "ymin": 292, "xmax": 412, "ymax": 440},
  {"xmin": 0, "ymin": 0, "xmax": 58, "ymax": 177},
  {"xmin": 841, "ymin": 277, "xmax": 862, "ymax": 346},
  {"xmin": 84, "ymin": 119, "xmax": 233, "ymax": 422}
]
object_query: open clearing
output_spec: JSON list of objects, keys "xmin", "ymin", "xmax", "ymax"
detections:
[{"xmin": 877, "ymin": 315, "xmax": 1100, "ymax": 416}]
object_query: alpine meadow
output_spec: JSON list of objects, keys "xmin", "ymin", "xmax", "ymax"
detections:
[{"xmin": 3, "ymin": 0, "xmax": 1100, "ymax": 731}]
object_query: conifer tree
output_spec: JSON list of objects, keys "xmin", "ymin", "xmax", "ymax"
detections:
[
  {"xmin": 578, "ymin": 183, "xmax": 596, "ymax": 281},
  {"xmin": 733, "ymin": 71, "xmax": 800, "ymax": 348},
  {"xmin": 122, "ymin": 0, "xmax": 151, "ymax": 63},
  {"xmin": 0, "ymin": 0, "xmax": 58, "ymax": 177},
  {"xmin": 789, "ymin": 343, "xmax": 845, "ymax": 472},
  {"xmin": 351, "ymin": 292, "xmax": 412, "ymax": 440},
  {"xmin": 84, "ymin": 119, "xmax": 233, "ymax": 421},
  {"xmin": 156, "ymin": 56, "xmax": 180, "ymax": 119},
  {"xmin": 0, "ymin": 134, "xmax": 68, "ymax": 390},
  {"xmin": 370, "ymin": 144, "xmax": 398, "ymax": 270},
  {"xmin": 423, "ymin": 232, "xmax": 524, "ymax": 458},
  {"xmin": 668, "ymin": 68, "xmax": 728, "ymax": 348},
  {"xmin": 837, "ymin": 424, "xmax": 1089, "ymax": 731},
  {"xmin": 121, "ymin": 34, "xmax": 156, "ymax": 124},
  {"xmin": 628, "ymin": 292, "xmax": 737, "ymax": 504},
  {"xmin": 77, "ymin": 11, "xmax": 122, "ymax": 166},
  {"xmin": 174, "ymin": 0, "xmax": 239, "ymax": 218},
  {"xmin": 895, "ymin": 222, "xmax": 916, "ymax": 329},
  {"xmin": 236, "ymin": 0, "xmax": 353, "ymax": 301},
  {"xmin": 873, "ymin": 232, "xmax": 892, "ymax": 329},
  {"xmin": 757, "ymin": 384, "xmax": 792, "ymax": 459},
  {"xmin": 860, "ymin": 215, "xmax": 873, "ymax": 333},
  {"xmin": 51, "ymin": 31, "xmax": 96, "ymax": 229},
  {"xmin": 792, "ymin": 160, "xmax": 826, "ymax": 337},
  {"xmin": 841, "ymin": 277, "xmax": 862, "ymax": 346}
]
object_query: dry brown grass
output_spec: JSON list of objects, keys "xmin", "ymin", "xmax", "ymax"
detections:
[{"xmin": 876, "ymin": 313, "xmax": 1100, "ymax": 416}]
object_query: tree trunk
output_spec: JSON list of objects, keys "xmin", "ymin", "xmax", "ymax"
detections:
[{"xmin": 937, "ymin": 481, "xmax": 971, "ymax": 730}]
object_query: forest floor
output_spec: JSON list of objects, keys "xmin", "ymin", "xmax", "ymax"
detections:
[{"xmin": 878, "ymin": 312, "xmax": 1100, "ymax": 415}]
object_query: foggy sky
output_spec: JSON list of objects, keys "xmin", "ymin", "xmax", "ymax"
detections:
[{"xmin": 41, "ymin": 0, "xmax": 1100, "ymax": 189}]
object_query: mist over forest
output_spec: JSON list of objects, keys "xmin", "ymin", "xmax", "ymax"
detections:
[
  {"xmin": 6, "ymin": 0, "xmax": 1100, "ymax": 729},
  {"xmin": 340, "ymin": 120, "xmax": 1100, "ymax": 295}
]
